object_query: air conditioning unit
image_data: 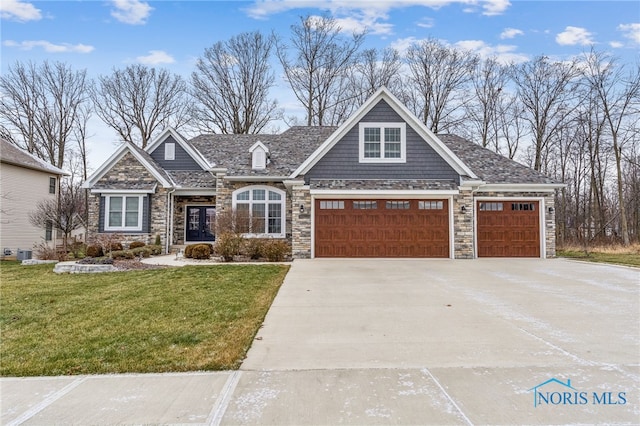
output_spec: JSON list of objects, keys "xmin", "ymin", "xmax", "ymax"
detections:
[{"xmin": 17, "ymin": 249, "xmax": 32, "ymax": 261}]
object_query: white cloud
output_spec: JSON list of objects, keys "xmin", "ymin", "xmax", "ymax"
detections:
[
  {"xmin": 3, "ymin": 40, "xmax": 94, "ymax": 53},
  {"xmin": 389, "ymin": 36, "xmax": 420, "ymax": 56},
  {"xmin": 245, "ymin": 0, "xmax": 512, "ymax": 35},
  {"xmin": 556, "ymin": 26, "xmax": 595, "ymax": 46},
  {"xmin": 111, "ymin": 0, "xmax": 152, "ymax": 25},
  {"xmin": 0, "ymin": 0, "xmax": 41, "ymax": 21},
  {"xmin": 609, "ymin": 41, "xmax": 624, "ymax": 48},
  {"xmin": 416, "ymin": 17, "xmax": 435, "ymax": 29},
  {"xmin": 136, "ymin": 50, "xmax": 175, "ymax": 65},
  {"xmin": 500, "ymin": 27, "xmax": 523, "ymax": 39},
  {"xmin": 454, "ymin": 39, "xmax": 528, "ymax": 64},
  {"xmin": 618, "ymin": 23, "xmax": 640, "ymax": 44}
]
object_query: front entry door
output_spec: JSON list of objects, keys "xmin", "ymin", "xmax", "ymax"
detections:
[{"xmin": 186, "ymin": 206, "xmax": 215, "ymax": 242}]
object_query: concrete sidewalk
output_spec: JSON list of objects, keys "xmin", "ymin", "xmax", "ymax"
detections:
[{"xmin": 2, "ymin": 259, "xmax": 639, "ymax": 425}]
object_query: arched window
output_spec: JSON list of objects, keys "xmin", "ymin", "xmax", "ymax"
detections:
[{"xmin": 232, "ymin": 186, "xmax": 285, "ymax": 237}]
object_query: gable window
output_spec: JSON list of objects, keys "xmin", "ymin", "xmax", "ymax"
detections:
[
  {"xmin": 105, "ymin": 195, "xmax": 144, "ymax": 231},
  {"xmin": 49, "ymin": 177, "xmax": 56, "ymax": 194},
  {"xmin": 249, "ymin": 141, "xmax": 269, "ymax": 170},
  {"xmin": 232, "ymin": 186, "xmax": 285, "ymax": 237},
  {"xmin": 164, "ymin": 143, "xmax": 175, "ymax": 161},
  {"xmin": 359, "ymin": 122, "xmax": 406, "ymax": 163}
]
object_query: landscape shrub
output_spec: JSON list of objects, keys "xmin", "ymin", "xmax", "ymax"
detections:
[
  {"xmin": 109, "ymin": 242, "xmax": 123, "ymax": 251},
  {"xmin": 262, "ymin": 240, "xmax": 290, "ymax": 262},
  {"xmin": 244, "ymin": 238, "xmax": 266, "ymax": 260},
  {"xmin": 110, "ymin": 250, "xmax": 135, "ymax": 260},
  {"xmin": 129, "ymin": 241, "xmax": 146, "ymax": 249},
  {"xmin": 215, "ymin": 233, "xmax": 244, "ymax": 262},
  {"xmin": 147, "ymin": 245, "xmax": 162, "ymax": 255},
  {"xmin": 85, "ymin": 245, "xmax": 104, "ymax": 258},
  {"xmin": 131, "ymin": 247, "xmax": 151, "ymax": 258},
  {"xmin": 189, "ymin": 243, "xmax": 212, "ymax": 260}
]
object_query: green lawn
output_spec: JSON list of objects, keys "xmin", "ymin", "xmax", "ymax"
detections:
[
  {"xmin": 557, "ymin": 249, "xmax": 640, "ymax": 267},
  {"xmin": 0, "ymin": 262, "xmax": 288, "ymax": 376}
]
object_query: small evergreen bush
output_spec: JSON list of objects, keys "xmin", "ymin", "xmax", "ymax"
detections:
[
  {"xmin": 129, "ymin": 241, "xmax": 146, "ymax": 249},
  {"xmin": 262, "ymin": 240, "xmax": 290, "ymax": 262}
]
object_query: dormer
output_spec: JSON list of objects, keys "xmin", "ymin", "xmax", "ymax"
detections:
[{"xmin": 249, "ymin": 141, "xmax": 269, "ymax": 170}]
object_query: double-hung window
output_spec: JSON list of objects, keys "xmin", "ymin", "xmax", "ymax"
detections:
[
  {"xmin": 105, "ymin": 195, "xmax": 144, "ymax": 231},
  {"xmin": 233, "ymin": 186, "xmax": 285, "ymax": 237},
  {"xmin": 359, "ymin": 122, "xmax": 406, "ymax": 163}
]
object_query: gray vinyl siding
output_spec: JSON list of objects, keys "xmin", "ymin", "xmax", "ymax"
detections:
[
  {"xmin": 306, "ymin": 100, "xmax": 460, "ymax": 184},
  {"xmin": 99, "ymin": 195, "xmax": 150, "ymax": 233},
  {"xmin": 149, "ymin": 135, "xmax": 202, "ymax": 170}
]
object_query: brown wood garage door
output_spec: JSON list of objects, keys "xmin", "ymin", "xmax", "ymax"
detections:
[
  {"xmin": 477, "ymin": 201, "xmax": 540, "ymax": 257},
  {"xmin": 315, "ymin": 199, "xmax": 449, "ymax": 257}
]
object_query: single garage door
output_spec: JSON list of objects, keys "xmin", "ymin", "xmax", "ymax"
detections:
[
  {"xmin": 315, "ymin": 199, "xmax": 449, "ymax": 257},
  {"xmin": 477, "ymin": 201, "xmax": 540, "ymax": 257}
]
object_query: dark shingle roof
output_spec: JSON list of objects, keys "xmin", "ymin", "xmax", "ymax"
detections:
[
  {"xmin": 167, "ymin": 170, "xmax": 216, "ymax": 188},
  {"xmin": 0, "ymin": 138, "xmax": 67, "ymax": 175},
  {"xmin": 438, "ymin": 134, "xmax": 560, "ymax": 185},
  {"xmin": 190, "ymin": 126, "xmax": 338, "ymax": 176}
]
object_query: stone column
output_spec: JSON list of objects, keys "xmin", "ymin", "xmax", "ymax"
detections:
[
  {"xmin": 454, "ymin": 189, "xmax": 474, "ymax": 259},
  {"xmin": 291, "ymin": 184, "xmax": 312, "ymax": 259}
]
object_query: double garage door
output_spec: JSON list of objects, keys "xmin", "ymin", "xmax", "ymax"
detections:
[
  {"xmin": 315, "ymin": 199, "xmax": 449, "ymax": 258},
  {"xmin": 314, "ymin": 198, "xmax": 541, "ymax": 258}
]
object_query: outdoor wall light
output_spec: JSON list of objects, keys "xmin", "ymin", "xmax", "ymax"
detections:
[
  {"xmin": 548, "ymin": 207, "xmax": 554, "ymax": 213},
  {"xmin": 300, "ymin": 204, "xmax": 305, "ymax": 213},
  {"xmin": 461, "ymin": 205, "xmax": 467, "ymax": 213}
]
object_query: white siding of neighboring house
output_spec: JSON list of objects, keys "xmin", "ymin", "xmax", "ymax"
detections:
[{"xmin": 0, "ymin": 163, "xmax": 59, "ymax": 258}]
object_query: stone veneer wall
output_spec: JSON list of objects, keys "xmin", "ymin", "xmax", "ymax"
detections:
[
  {"xmin": 291, "ymin": 185, "xmax": 312, "ymax": 258},
  {"xmin": 173, "ymin": 195, "xmax": 216, "ymax": 244},
  {"xmin": 86, "ymin": 152, "xmax": 169, "ymax": 251},
  {"xmin": 453, "ymin": 189, "xmax": 474, "ymax": 259},
  {"xmin": 473, "ymin": 191, "xmax": 556, "ymax": 258}
]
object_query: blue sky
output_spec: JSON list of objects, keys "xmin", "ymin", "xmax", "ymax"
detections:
[{"xmin": 1, "ymin": 0, "xmax": 639, "ymax": 169}]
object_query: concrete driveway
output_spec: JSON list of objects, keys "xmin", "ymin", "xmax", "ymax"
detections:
[
  {"xmin": 230, "ymin": 258, "xmax": 639, "ymax": 424},
  {"xmin": 3, "ymin": 258, "xmax": 638, "ymax": 425}
]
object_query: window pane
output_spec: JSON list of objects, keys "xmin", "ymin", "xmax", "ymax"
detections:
[
  {"xmin": 364, "ymin": 127, "xmax": 381, "ymax": 158},
  {"xmin": 385, "ymin": 127, "xmax": 401, "ymax": 142},
  {"xmin": 108, "ymin": 212, "xmax": 122, "ymax": 227},
  {"xmin": 268, "ymin": 204, "xmax": 281, "ymax": 234},
  {"xmin": 125, "ymin": 212, "xmax": 139, "ymax": 227},
  {"xmin": 108, "ymin": 197, "xmax": 122, "ymax": 227},
  {"xmin": 125, "ymin": 197, "xmax": 139, "ymax": 212},
  {"xmin": 364, "ymin": 127, "xmax": 380, "ymax": 142},
  {"xmin": 236, "ymin": 190, "xmax": 250, "ymax": 201},
  {"xmin": 268, "ymin": 191, "xmax": 281, "ymax": 200},
  {"xmin": 385, "ymin": 142, "xmax": 401, "ymax": 158},
  {"xmin": 252, "ymin": 203, "xmax": 266, "ymax": 233},
  {"xmin": 253, "ymin": 189, "xmax": 265, "ymax": 200},
  {"xmin": 386, "ymin": 201, "xmax": 410, "ymax": 209},
  {"xmin": 353, "ymin": 201, "xmax": 377, "ymax": 209},
  {"xmin": 236, "ymin": 204, "xmax": 250, "ymax": 233},
  {"xmin": 109, "ymin": 196, "xmax": 122, "ymax": 212}
]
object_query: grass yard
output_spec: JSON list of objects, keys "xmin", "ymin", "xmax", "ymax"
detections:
[
  {"xmin": 0, "ymin": 262, "xmax": 289, "ymax": 376},
  {"xmin": 558, "ymin": 243, "xmax": 640, "ymax": 267}
]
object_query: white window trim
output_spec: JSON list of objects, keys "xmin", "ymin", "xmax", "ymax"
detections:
[
  {"xmin": 359, "ymin": 122, "xmax": 406, "ymax": 163},
  {"xmin": 232, "ymin": 185, "xmax": 285, "ymax": 238},
  {"xmin": 104, "ymin": 194, "xmax": 144, "ymax": 232}
]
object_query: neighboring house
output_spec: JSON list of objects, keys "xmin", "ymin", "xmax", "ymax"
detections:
[
  {"xmin": 83, "ymin": 88, "xmax": 563, "ymax": 259},
  {"xmin": 0, "ymin": 138, "xmax": 68, "ymax": 259}
]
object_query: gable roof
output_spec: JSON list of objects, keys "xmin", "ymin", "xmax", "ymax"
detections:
[
  {"xmin": 190, "ymin": 126, "xmax": 337, "ymax": 177},
  {"xmin": 145, "ymin": 127, "xmax": 211, "ymax": 170},
  {"xmin": 0, "ymin": 138, "xmax": 67, "ymax": 175},
  {"xmin": 82, "ymin": 141, "xmax": 174, "ymax": 189},
  {"xmin": 291, "ymin": 87, "xmax": 477, "ymax": 179},
  {"xmin": 438, "ymin": 134, "xmax": 561, "ymax": 186}
]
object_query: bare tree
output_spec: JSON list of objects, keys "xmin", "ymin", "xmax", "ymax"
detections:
[
  {"xmin": 191, "ymin": 31, "xmax": 281, "ymax": 134},
  {"xmin": 583, "ymin": 50, "xmax": 640, "ymax": 245},
  {"xmin": 466, "ymin": 57, "xmax": 510, "ymax": 151},
  {"xmin": 511, "ymin": 56, "xmax": 581, "ymax": 171},
  {"xmin": 405, "ymin": 38, "xmax": 478, "ymax": 133},
  {"xmin": 0, "ymin": 61, "xmax": 89, "ymax": 169},
  {"xmin": 351, "ymin": 48, "xmax": 402, "ymax": 102},
  {"xmin": 29, "ymin": 179, "xmax": 86, "ymax": 253},
  {"xmin": 91, "ymin": 64, "xmax": 189, "ymax": 148},
  {"xmin": 276, "ymin": 14, "xmax": 365, "ymax": 126}
]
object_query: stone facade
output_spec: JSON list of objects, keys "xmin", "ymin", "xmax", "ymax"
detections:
[
  {"xmin": 453, "ymin": 189, "xmax": 474, "ymax": 259},
  {"xmin": 291, "ymin": 185, "xmax": 312, "ymax": 258}
]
